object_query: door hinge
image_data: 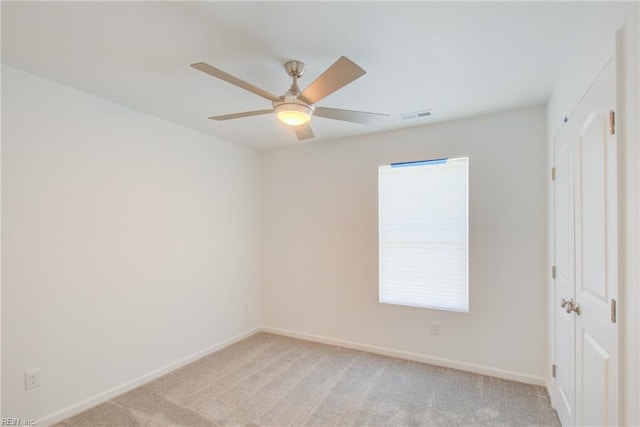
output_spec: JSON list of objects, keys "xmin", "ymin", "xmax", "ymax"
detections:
[
  {"xmin": 611, "ymin": 299, "xmax": 617, "ymax": 323},
  {"xmin": 551, "ymin": 167, "xmax": 556, "ymax": 181},
  {"xmin": 552, "ymin": 266, "xmax": 556, "ymax": 279},
  {"xmin": 552, "ymin": 364, "xmax": 557, "ymax": 378},
  {"xmin": 609, "ymin": 111, "xmax": 615, "ymax": 135}
]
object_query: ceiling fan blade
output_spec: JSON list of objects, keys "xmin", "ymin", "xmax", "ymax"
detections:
[
  {"xmin": 294, "ymin": 124, "xmax": 315, "ymax": 140},
  {"xmin": 299, "ymin": 56, "xmax": 366, "ymax": 105},
  {"xmin": 208, "ymin": 109, "xmax": 273, "ymax": 121},
  {"xmin": 314, "ymin": 107, "xmax": 389, "ymax": 125},
  {"xmin": 191, "ymin": 62, "xmax": 281, "ymax": 102}
]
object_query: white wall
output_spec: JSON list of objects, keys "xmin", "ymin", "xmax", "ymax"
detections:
[
  {"xmin": 546, "ymin": 2, "xmax": 639, "ymax": 424},
  {"xmin": 262, "ymin": 106, "xmax": 548, "ymax": 381},
  {"xmin": 1, "ymin": 66, "xmax": 262, "ymax": 422}
]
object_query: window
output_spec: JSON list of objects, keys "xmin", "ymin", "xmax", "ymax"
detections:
[{"xmin": 378, "ymin": 157, "xmax": 469, "ymax": 312}]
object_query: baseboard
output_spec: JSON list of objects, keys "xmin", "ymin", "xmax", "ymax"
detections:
[
  {"xmin": 37, "ymin": 324, "xmax": 547, "ymax": 425},
  {"xmin": 260, "ymin": 326, "xmax": 547, "ymax": 387},
  {"xmin": 546, "ymin": 378, "xmax": 556, "ymax": 409},
  {"xmin": 37, "ymin": 327, "xmax": 261, "ymax": 426}
]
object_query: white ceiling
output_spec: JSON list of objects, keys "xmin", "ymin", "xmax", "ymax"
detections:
[{"xmin": 2, "ymin": 1, "xmax": 589, "ymax": 151}]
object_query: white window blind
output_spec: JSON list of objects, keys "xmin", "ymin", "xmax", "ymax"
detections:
[{"xmin": 378, "ymin": 157, "xmax": 469, "ymax": 312}]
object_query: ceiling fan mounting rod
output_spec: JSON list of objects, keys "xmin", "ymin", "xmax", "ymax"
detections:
[{"xmin": 284, "ymin": 60, "xmax": 305, "ymax": 98}]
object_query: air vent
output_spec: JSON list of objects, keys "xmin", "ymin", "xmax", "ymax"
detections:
[{"xmin": 400, "ymin": 110, "xmax": 432, "ymax": 120}]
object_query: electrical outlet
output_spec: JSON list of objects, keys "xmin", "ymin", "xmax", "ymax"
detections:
[
  {"xmin": 430, "ymin": 322, "xmax": 440, "ymax": 335},
  {"xmin": 243, "ymin": 304, "xmax": 249, "ymax": 315},
  {"xmin": 25, "ymin": 369, "xmax": 40, "ymax": 390}
]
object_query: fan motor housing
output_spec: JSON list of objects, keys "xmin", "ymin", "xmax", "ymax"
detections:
[{"xmin": 272, "ymin": 95, "xmax": 315, "ymax": 113}]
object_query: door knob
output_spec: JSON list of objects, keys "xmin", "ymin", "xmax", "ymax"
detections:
[
  {"xmin": 560, "ymin": 298, "xmax": 580, "ymax": 315},
  {"xmin": 571, "ymin": 303, "xmax": 581, "ymax": 315}
]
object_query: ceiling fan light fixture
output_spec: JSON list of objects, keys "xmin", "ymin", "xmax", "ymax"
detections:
[{"xmin": 275, "ymin": 103, "xmax": 313, "ymax": 126}]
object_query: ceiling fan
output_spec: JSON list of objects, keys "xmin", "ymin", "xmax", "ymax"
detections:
[{"xmin": 190, "ymin": 56, "xmax": 389, "ymax": 141}]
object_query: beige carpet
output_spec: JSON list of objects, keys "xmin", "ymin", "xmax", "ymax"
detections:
[{"xmin": 55, "ymin": 332, "xmax": 560, "ymax": 426}]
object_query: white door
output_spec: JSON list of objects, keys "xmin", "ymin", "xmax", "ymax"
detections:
[
  {"xmin": 573, "ymin": 56, "xmax": 618, "ymax": 426},
  {"xmin": 553, "ymin": 55, "xmax": 618, "ymax": 426},
  {"xmin": 554, "ymin": 115, "xmax": 576, "ymax": 426}
]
